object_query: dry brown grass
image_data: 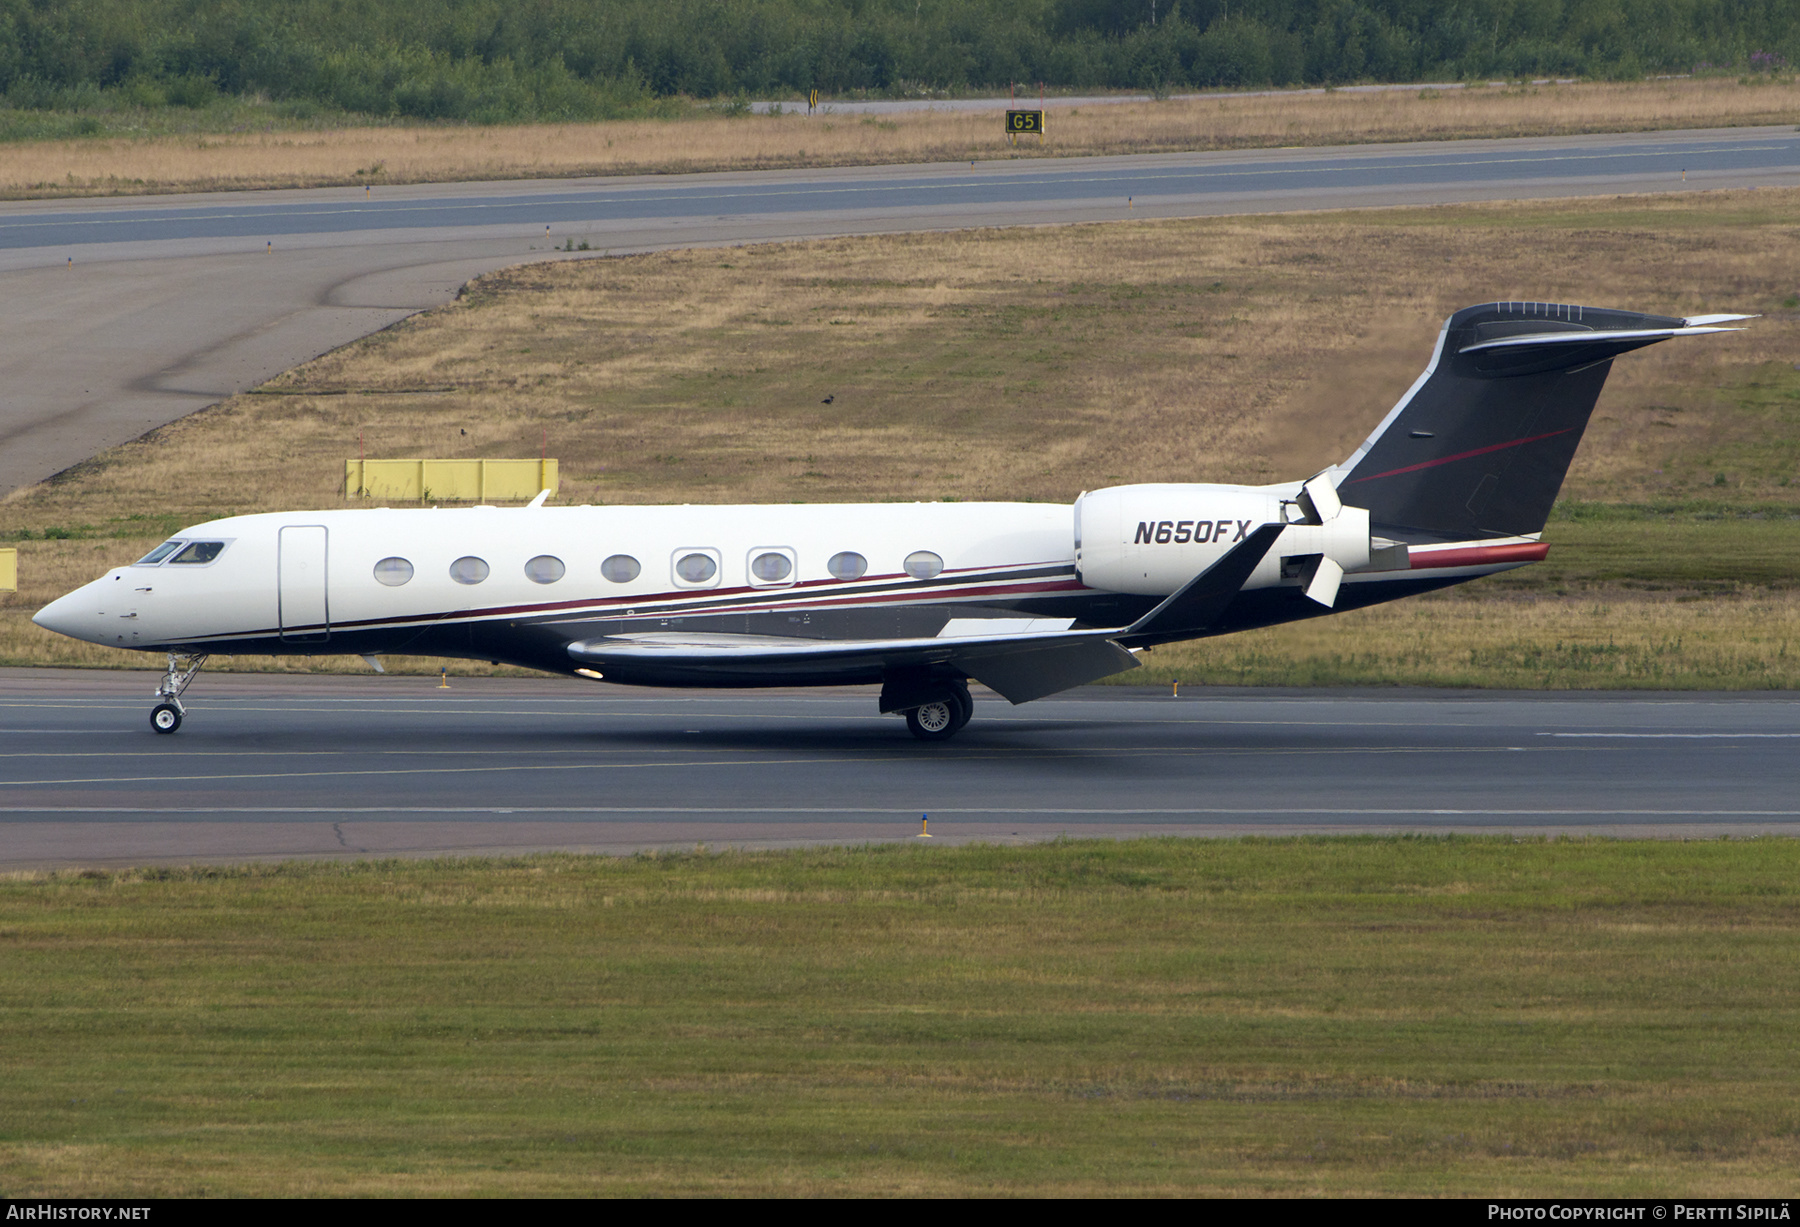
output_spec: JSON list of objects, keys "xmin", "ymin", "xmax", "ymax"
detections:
[
  {"xmin": 8, "ymin": 76, "xmax": 1800, "ymax": 199},
  {"xmin": 5, "ymin": 187, "xmax": 1799, "ymax": 677}
]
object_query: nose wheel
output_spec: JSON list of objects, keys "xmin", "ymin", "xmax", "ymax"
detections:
[{"xmin": 150, "ymin": 652, "xmax": 207, "ymax": 734}]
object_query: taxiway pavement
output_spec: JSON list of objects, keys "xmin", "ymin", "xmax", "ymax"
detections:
[
  {"xmin": 3, "ymin": 125, "xmax": 1797, "ymax": 496},
  {"xmin": 4, "ymin": 669, "xmax": 1797, "ymax": 867}
]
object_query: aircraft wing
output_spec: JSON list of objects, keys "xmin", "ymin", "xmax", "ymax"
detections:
[
  {"xmin": 567, "ymin": 625, "xmax": 1140, "ymax": 703},
  {"xmin": 566, "ymin": 524, "xmax": 1284, "ymax": 703}
]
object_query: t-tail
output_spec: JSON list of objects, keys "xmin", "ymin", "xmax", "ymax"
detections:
[{"xmin": 1334, "ymin": 302, "xmax": 1752, "ymax": 541}]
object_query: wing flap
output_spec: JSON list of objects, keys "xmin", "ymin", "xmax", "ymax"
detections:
[{"xmin": 961, "ymin": 639, "xmax": 1140, "ymax": 704}]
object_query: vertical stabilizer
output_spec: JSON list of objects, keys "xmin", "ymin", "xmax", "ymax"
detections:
[{"xmin": 1336, "ymin": 302, "xmax": 1747, "ymax": 539}]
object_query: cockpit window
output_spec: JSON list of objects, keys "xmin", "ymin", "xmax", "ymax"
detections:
[
  {"xmin": 169, "ymin": 541, "xmax": 226, "ymax": 565},
  {"xmin": 135, "ymin": 540, "xmax": 185, "ymax": 565}
]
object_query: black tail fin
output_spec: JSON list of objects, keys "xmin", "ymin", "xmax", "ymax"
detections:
[{"xmin": 1336, "ymin": 302, "xmax": 1742, "ymax": 540}]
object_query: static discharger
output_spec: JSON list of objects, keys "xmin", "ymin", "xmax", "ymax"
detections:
[{"xmin": 918, "ymin": 814, "xmax": 931, "ymax": 838}]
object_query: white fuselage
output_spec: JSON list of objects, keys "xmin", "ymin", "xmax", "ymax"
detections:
[{"xmin": 34, "ymin": 485, "xmax": 1535, "ymax": 680}]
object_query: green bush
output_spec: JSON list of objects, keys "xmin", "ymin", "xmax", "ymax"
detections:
[{"xmin": 0, "ymin": 0, "xmax": 1794, "ymax": 124}]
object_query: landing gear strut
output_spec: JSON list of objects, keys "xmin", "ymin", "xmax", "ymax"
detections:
[
  {"xmin": 150, "ymin": 652, "xmax": 207, "ymax": 734},
  {"xmin": 904, "ymin": 680, "xmax": 973, "ymax": 742}
]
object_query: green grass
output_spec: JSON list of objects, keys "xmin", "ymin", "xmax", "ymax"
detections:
[
  {"xmin": 1515, "ymin": 507, "xmax": 1800, "ymax": 593},
  {"xmin": 4, "ymin": 838, "xmax": 1799, "ymax": 1196}
]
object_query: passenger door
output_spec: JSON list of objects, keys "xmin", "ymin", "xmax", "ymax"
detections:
[{"xmin": 278, "ymin": 525, "xmax": 330, "ymax": 642}]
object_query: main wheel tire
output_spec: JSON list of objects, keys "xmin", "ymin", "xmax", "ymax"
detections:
[
  {"xmin": 150, "ymin": 703, "xmax": 182, "ymax": 734},
  {"xmin": 905, "ymin": 699, "xmax": 959, "ymax": 741},
  {"xmin": 947, "ymin": 682, "xmax": 973, "ymax": 733}
]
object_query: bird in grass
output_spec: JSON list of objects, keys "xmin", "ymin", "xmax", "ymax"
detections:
[
  {"xmin": 821, "ymin": 394, "xmax": 834, "ymax": 404},
  {"xmin": 459, "ymin": 428, "xmax": 466, "ymax": 436}
]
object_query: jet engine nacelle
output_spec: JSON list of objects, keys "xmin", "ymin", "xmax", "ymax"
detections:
[{"xmin": 1074, "ymin": 483, "xmax": 1372, "ymax": 597}]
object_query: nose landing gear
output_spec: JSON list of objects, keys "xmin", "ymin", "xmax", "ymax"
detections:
[{"xmin": 150, "ymin": 652, "xmax": 208, "ymax": 734}]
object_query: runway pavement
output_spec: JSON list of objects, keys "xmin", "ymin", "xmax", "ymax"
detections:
[
  {"xmin": 2, "ymin": 125, "xmax": 1797, "ymax": 495},
  {"xmin": 4, "ymin": 668, "xmax": 1798, "ymax": 867}
]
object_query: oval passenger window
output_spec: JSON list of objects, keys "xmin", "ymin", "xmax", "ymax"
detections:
[
  {"xmin": 373, "ymin": 557, "xmax": 414, "ymax": 587},
  {"xmin": 449, "ymin": 556, "xmax": 490, "ymax": 585},
  {"xmin": 675, "ymin": 553, "xmax": 717, "ymax": 583},
  {"xmin": 751, "ymin": 552, "xmax": 793, "ymax": 582},
  {"xmin": 524, "ymin": 555, "xmax": 565, "ymax": 584},
  {"xmin": 904, "ymin": 550, "xmax": 944, "ymax": 580},
  {"xmin": 601, "ymin": 554, "xmax": 641, "ymax": 583},
  {"xmin": 169, "ymin": 541, "xmax": 225, "ymax": 564},
  {"xmin": 827, "ymin": 551, "xmax": 867, "ymax": 581}
]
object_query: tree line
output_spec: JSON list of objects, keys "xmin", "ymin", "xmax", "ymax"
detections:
[{"xmin": 1, "ymin": 0, "xmax": 1795, "ymax": 124}]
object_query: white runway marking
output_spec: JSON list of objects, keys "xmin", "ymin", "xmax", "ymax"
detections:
[
  {"xmin": 1544, "ymin": 732, "xmax": 1800, "ymax": 738},
  {"xmin": 0, "ymin": 744, "xmax": 1548, "ymax": 787},
  {"xmin": 5, "ymin": 805, "xmax": 1800, "ymax": 818}
]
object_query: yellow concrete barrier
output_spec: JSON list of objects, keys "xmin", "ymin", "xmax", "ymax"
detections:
[
  {"xmin": 0, "ymin": 546, "xmax": 15, "ymax": 592},
  {"xmin": 346, "ymin": 459, "xmax": 559, "ymax": 503}
]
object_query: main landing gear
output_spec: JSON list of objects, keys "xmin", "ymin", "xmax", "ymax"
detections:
[
  {"xmin": 150, "ymin": 652, "xmax": 207, "ymax": 734},
  {"xmin": 904, "ymin": 680, "xmax": 973, "ymax": 742}
]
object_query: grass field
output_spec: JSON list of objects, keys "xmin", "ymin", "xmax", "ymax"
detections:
[
  {"xmin": 4, "ymin": 188, "xmax": 1798, "ymax": 682},
  {"xmin": 3, "ymin": 838, "xmax": 1797, "ymax": 1196},
  {"xmin": 5, "ymin": 76, "xmax": 1800, "ymax": 199}
]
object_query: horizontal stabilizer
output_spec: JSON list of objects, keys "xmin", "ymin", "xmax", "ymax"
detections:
[
  {"xmin": 1124, "ymin": 523, "xmax": 1284, "ymax": 642},
  {"xmin": 1457, "ymin": 324, "xmax": 1745, "ymax": 376}
]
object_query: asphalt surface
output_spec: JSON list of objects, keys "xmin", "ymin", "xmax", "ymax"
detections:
[
  {"xmin": 5, "ymin": 669, "xmax": 1798, "ymax": 867},
  {"xmin": 3, "ymin": 125, "xmax": 1798, "ymax": 495}
]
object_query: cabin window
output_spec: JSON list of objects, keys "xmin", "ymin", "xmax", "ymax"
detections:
[
  {"xmin": 449, "ymin": 556, "xmax": 490, "ymax": 585},
  {"xmin": 827, "ymin": 551, "xmax": 867, "ymax": 581},
  {"xmin": 904, "ymin": 550, "xmax": 944, "ymax": 580},
  {"xmin": 524, "ymin": 555, "xmax": 565, "ymax": 584},
  {"xmin": 135, "ymin": 540, "xmax": 184, "ymax": 565},
  {"xmin": 373, "ymin": 557, "xmax": 414, "ymax": 587},
  {"xmin": 169, "ymin": 541, "xmax": 226, "ymax": 565},
  {"xmin": 749, "ymin": 549, "xmax": 795, "ymax": 586},
  {"xmin": 673, "ymin": 550, "xmax": 719, "ymax": 586},
  {"xmin": 601, "ymin": 554, "xmax": 641, "ymax": 583}
]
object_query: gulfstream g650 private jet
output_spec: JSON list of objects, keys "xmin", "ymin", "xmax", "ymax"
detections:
[{"xmin": 35, "ymin": 302, "xmax": 1748, "ymax": 739}]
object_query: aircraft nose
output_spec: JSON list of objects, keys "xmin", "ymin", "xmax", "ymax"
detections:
[{"xmin": 33, "ymin": 581, "xmax": 107, "ymax": 644}]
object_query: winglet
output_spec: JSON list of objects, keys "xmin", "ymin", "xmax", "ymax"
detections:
[
  {"xmin": 1125, "ymin": 523, "xmax": 1284, "ymax": 641},
  {"xmin": 526, "ymin": 489, "xmax": 551, "ymax": 508}
]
